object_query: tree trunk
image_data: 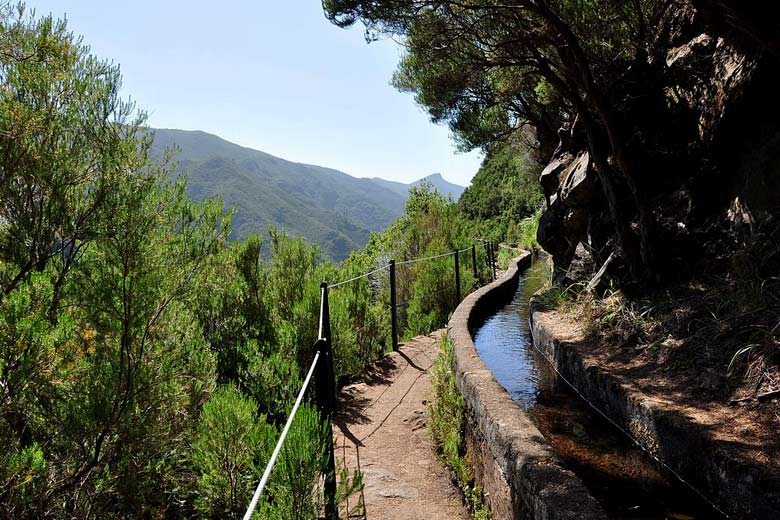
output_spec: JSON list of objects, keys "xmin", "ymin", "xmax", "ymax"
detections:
[
  {"xmin": 535, "ymin": 0, "xmax": 657, "ymax": 282},
  {"xmin": 573, "ymin": 98, "xmax": 643, "ymax": 282},
  {"xmin": 591, "ymin": 93, "xmax": 656, "ymax": 282}
]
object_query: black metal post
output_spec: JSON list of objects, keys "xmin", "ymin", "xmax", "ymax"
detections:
[
  {"xmin": 471, "ymin": 244, "xmax": 478, "ymax": 281},
  {"xmin": 454, "ymin": 250, "xmax": 461, "ymax": 304},
  {"xmin": 491, "ymin": 242, "xmax": 497, "ymax": 280},
  {"xmin": 316, "ymin": 282, "xmax": 337, "ymax": 519},
  {"xmin": 484, "ymin": 240, "xmax": 490, "ymax": 269},
  {"xmin": 488, "ymin": 241, "xmax": 493, "ymax": 279},
  {"xmin": 389, "ymin": 259, "xmax": 398, "ymax": 351}
]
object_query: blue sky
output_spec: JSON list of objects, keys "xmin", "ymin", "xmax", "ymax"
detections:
[{"xmin": 32, "ymin": 0, "xmax": 484, "ymax": 186}]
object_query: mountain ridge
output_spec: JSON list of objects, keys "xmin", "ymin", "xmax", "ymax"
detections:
[
  {"xmin": 150, "ymin": 128, "xmax": 465, "ymax": 260},
  {"xmin": 368, "ymin": 172, "xmax": 465, "ymax": 200}
]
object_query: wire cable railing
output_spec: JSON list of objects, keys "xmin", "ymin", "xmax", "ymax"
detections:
[
  {"xmin": 328, "ymin": 241, "xmax": 497, "ymax": 290},
  {"xmin": 329, "ymin": 263, "xmax": 391, "ymax": 289},
  {"xmin": 396, "ymin": 250, "xmax": 455, "ymax": 266}
]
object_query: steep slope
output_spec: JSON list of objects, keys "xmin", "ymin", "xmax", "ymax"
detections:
[
  {"xmin": 370, "ymin": 172, "xmax": 465, "ymax": 200},
  {"xmin": 151, "ymin": 128, "xmax": 408, "ymax": 260}
]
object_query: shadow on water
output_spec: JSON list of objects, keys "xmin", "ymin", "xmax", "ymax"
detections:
[{"xmin": 473, "ymin": 259, "xmax": 724, "ymax": 520}]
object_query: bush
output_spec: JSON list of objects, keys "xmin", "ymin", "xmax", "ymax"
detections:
[
  {"xmin": 255, "ymin": 404, "xmax": 330, "ymax": 520},
  {"xmin": 428, "ymin": 336, "xmax": 490, "ymax": 520},
  {"xmin": 192, "ymin": 385, "xmax": 275, "ymax": 519}
]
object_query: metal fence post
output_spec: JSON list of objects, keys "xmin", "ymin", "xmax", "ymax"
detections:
[
  {"xmin": 487, "ymin": 241, "xmax": 493, "ymax": 280},
  {"xmin": 471, "ymin": 244, "xmax": 478, "ymax": 281},
  {"xmin": 316, "ymin": 282, "xmax": 337, "ymax": 519},
  {"xmin": 491, "ymin": 242, "xmax": 497, "ymax": 280},
  {"xmin": 389, "ymin": 259, "xmax": 398, "ymax": 351},
  {"xmin": 484, "ymin": 240, "xmax": 490, "ymax": 270},
  {"xmin": 454, "ymin": 250, "xmax": 461, "ymax": 304}
]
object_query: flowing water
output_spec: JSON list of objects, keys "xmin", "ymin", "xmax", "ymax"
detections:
[{"xmin": 472, "ymin": 259, "xmax": 723, "ymax": 519}]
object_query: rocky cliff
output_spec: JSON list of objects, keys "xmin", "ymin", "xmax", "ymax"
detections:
[{"xmin": 537, "ymin": 1, "xmax": 780, "ymax": 285}]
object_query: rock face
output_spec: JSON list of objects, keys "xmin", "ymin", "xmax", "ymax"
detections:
[
  {"xmin": 537, "ymin": 146, "xmax": 596, "ymax": 279},
  {"xmin": 538, "ymin": 153, "xmax": 572, "ymax": 204},
  {"xmin": 559, "ymin": 152, "xmax": 594, "ymax": 207},
  {"xmin": 535, "ymin": 1, "xmax": 780, "ymax": 281}
]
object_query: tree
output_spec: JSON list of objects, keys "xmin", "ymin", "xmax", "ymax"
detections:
[
  {"xmin": 56, "ymin": 169, "xmax": 227, "ymax": 514},
  {"xmin": 0, "ymin": 5, "xmax": 146, "ymax": 303},
  {"xmin": 323, "ymin": 0, "xmax": 671, "ymax": 282},
  {"xmin": 0, "ymin": 7, "xmax": 232, "ymax": 515},
  {"xmin": 194, "ymin": 236, "xmax": 274, "ymax": 386}
]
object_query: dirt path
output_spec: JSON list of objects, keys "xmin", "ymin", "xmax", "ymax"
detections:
[{"xmin": 334, "ymin": 330, "xmax": 467, "ymax": 520}]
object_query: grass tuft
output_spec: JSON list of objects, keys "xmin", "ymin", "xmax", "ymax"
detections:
[{"xmin": 428, "ymin": 336, "xmax": 491, "ymax": 520}]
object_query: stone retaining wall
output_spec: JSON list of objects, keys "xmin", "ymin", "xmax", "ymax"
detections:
[
  {"xmin": 446, "ymin": 254, "xmax": 604, "ymax": 520},
  {"xmin": 530, "ymin": 299, "xmax": 780, "ymax": 519}
]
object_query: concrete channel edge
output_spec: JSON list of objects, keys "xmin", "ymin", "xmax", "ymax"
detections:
[{"xmin": 529, "ymin": 297, "xmax": 780, "ymax": 519}]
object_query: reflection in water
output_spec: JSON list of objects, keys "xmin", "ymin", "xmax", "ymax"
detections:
[
  {"xmin": 473, "ymin": 259, "xmax": 549, "ymax": 410},
  {"xmin": 472, "ymin": 258, "xmax": 722, "ymax": 520}
]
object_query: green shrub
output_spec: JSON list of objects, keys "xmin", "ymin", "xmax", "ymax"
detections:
[
  {"xmin": 255, "ymin": 404, "xmax": 334, "ymax": 520},
  {"xmin": 243, "ymin": 350, "xmax": 301, "ymax": 423},
  {"xmin": 192, "ymin": 385, "xmax": 275, "ymax": 518},
  {"xmin": 406, "ymin": 250, "xmax": 457, "ymax": 337},
  {"xmin": 428, "ymin": 336, "xmax": 490, "ymax": 519},
  {"xmin": 513, "ymin": 209, "xmax": 542, "ymax": 252}
]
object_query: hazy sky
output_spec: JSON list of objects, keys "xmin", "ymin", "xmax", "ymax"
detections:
[{"xmin": 31, "ymin": 0, "xmax": 484, "ymax": 186}]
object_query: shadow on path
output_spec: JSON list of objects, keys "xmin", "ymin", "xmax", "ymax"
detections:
[{"xmin": 333, "ymin": 330, "xmax": 467, "ymax": 520}]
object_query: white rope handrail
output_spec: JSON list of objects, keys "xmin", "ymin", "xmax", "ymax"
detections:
[{"xmin": 243, "ymin": 349, "xmax": 322, "ymax": 520}]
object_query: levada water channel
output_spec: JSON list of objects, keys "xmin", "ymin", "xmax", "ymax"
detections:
[{"xmin": 472, "ymin": 258, "xmax": 724, "ymax": 519}]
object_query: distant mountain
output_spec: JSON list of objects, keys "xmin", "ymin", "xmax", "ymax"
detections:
[
  {"xmin": 369, "ymin": 173, "xmax": 465, "ymax": 201},
  {"xmin": 150, "ymin": 129, "xmax": 464, "ymax": 260}
]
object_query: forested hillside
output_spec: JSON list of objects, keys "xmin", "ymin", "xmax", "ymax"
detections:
[
  {"xmin": 152, "ymin": 129, "xmax": 465, "ymax": 260},
  {"xmin": 152, "ymin": 129, "xmax": 404, "ymax": 260},
  {"xmin": 459, "ymin": 134, "xmax": 542, "ymax": 246}
]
